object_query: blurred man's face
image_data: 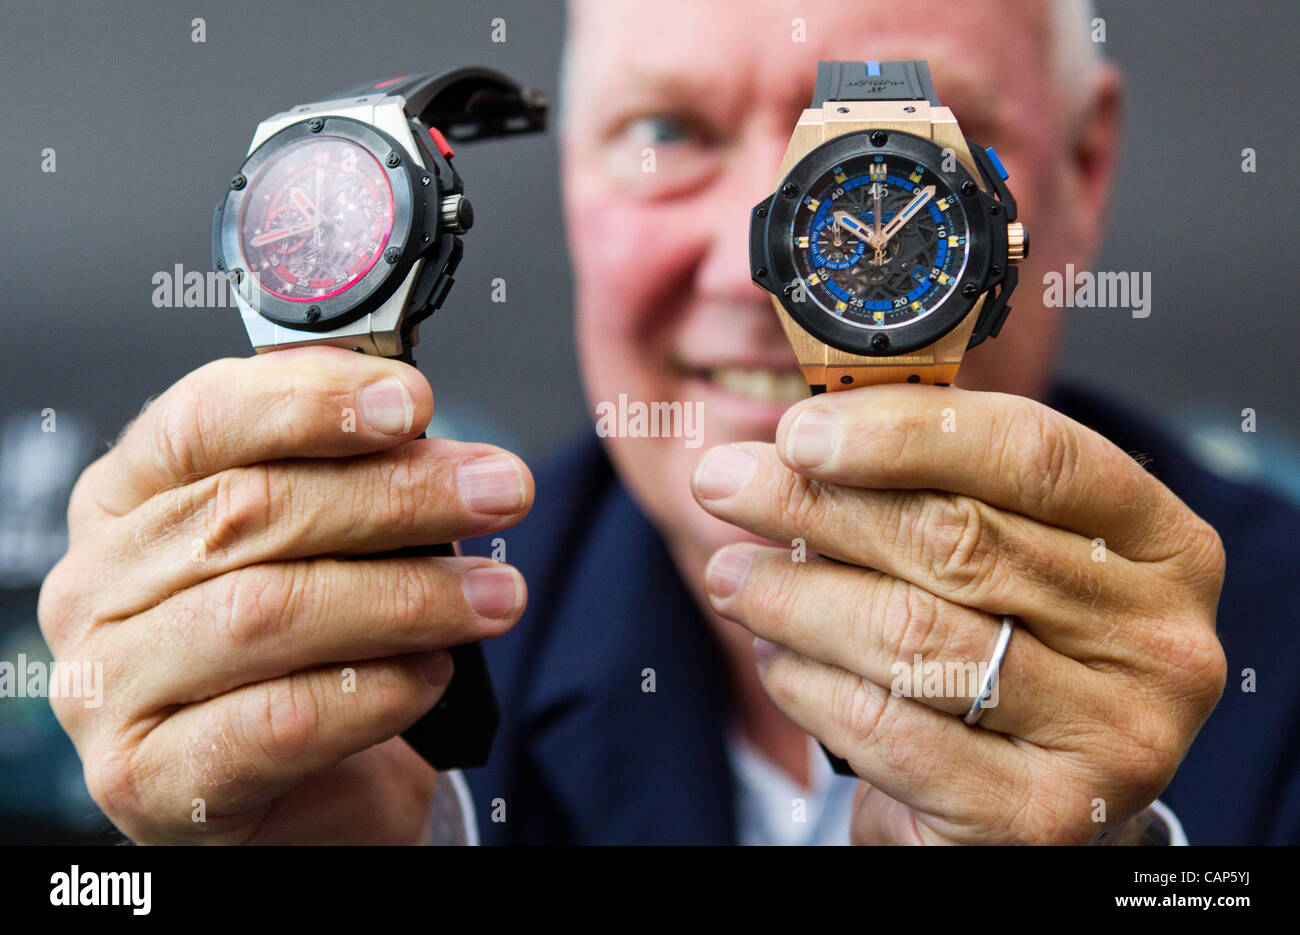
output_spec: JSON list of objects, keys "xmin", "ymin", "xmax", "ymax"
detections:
[{"xmin": 561, "ymin": 0, "xmax": 1116, "ymax": 570}]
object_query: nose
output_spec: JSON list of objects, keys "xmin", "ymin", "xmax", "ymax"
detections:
[{"xmin": 694, "ymin": 129, "xmax": 790, "ymax": 302}]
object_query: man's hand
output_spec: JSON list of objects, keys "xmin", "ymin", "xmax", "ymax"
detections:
[
  {"xmin": 691, "ymin": 385, "xmax": 1226, "ymax": 844},
  {"xmin": 38, "ymin": 347, "xmax": 533, "ymax": 844}
]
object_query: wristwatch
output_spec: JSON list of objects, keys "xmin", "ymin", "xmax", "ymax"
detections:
[
  {"xmin": 752, "ymin": 60, "xmax": 1025, "ymax": 777},
  {"xmin": 211, "ymin": 68, "xmax": 547, "ymax": 770},
  {"xmin": 750, "ymin": 60, "xmax": 1028, "ymax": 393}
]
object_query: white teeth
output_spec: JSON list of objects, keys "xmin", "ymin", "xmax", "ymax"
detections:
[{"xmin": 707, "ymin": 367, "xmax": 809, "ymax": 404}]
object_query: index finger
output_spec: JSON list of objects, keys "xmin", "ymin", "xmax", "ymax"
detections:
[
  {"xmin": 81, "ymin": 347, "xmax": 433, "ymax": 518},
  {"xmin": 774, "ymin": 385, "xmax": 1191, "ymax": 561}
]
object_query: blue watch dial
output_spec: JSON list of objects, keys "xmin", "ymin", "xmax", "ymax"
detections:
[{"xmin": 790, "ymin": 151, "xmax": 970, "ymax": 329}]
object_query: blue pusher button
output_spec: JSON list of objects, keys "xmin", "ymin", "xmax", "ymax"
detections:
[{"xmin": 984, "ymin": 146, "xmax": 1010, "ymax": 180}]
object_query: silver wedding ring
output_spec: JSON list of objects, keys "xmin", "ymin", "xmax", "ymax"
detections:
[{"xmin": 963, "ymin": 616, "xmax": 1015, "ymax": 726}]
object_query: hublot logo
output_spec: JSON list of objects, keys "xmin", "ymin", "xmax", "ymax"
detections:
[{"xmin": 844, "ymin": 78, "xmax": 907, "ymax": 93}]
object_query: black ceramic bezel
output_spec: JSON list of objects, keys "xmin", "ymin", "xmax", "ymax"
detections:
[
  {"xmin": 215, "ymin": 116, "xmax": 431, "ymax": 333},
  {"xmin": 751, "ymin": 129, "xmax": 996, "ymax": 357}
]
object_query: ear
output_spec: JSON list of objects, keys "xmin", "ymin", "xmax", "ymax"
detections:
[{"xmin": 1066, "ymin": 61, "xmax": 1124, "ymax": 253}]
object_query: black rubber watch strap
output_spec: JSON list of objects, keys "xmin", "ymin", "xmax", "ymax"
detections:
[
  {"xmin": 812, "ymin": 59, "xmax": 942, "ymax": 107},
  {"xmin": 380, "ymin": 350, "xmax": 500, "ymax": 772},
  {"xmin": 331, "ymin": 67, "xmax": 546, "ymax": 143}
]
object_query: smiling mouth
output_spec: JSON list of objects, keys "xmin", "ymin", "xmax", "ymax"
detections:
[{"xmin": 700, "ymin": 366, "xmax": 809, "ymax": 404}]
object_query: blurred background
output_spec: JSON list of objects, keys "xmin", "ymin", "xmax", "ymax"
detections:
[{"xmin": 1, "ymin": 0, "xmax": 1296, "ymax": 842}]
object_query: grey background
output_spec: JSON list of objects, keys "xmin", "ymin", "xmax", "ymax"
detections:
[{"xmin": 1, "ymin": 0, "xmax": 1298, "ymax": 464}]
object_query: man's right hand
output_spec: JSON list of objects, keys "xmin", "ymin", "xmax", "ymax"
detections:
[{"xmin": 38, "ymin": 347, "xmax": 533, "ymax": 844}]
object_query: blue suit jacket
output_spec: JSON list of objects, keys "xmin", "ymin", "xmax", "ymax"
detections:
[{"xmin": 462, "ymin": 384, "xmax": 1300, "ymax": 845}]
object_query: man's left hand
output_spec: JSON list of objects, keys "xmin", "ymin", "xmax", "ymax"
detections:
[{"xmin": 692, "ymin": 385, "xmax": 1226, "ymax": 844}]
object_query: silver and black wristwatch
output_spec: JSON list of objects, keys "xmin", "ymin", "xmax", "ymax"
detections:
[{"xmin": 212, "ymin": 68, "xmax": 547, "ymax": 770}]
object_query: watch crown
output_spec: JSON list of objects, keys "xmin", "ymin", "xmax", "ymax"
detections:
[
  {"xmin": 440, "ymin": 194, "xmax": 474, "ymax": 233},
  {"xmin": 1007, "ymin": 221, "xmax": 1029, "ymax": 264}
]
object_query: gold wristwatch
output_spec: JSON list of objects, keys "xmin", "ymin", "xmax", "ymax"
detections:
[{"xmin": 750, "ymin": 60, "xmax": 1027, "ymax": 392}]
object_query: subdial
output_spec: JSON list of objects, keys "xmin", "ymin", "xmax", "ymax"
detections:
[
  {"xmin": 814, "ymin": 222, "xmax": 864, "ymax": 268},
  {"xmin": 252, "ymin": 200, "xmax": 315, "ymax": 254}
]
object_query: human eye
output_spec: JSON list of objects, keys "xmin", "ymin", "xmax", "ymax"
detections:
[{"xmin": 599, "ymin": 111, "xmax": 722, "ymax": 198}]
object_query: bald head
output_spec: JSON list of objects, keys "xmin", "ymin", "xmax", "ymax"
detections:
[{"xmin": 563, "ymin": 0, "xmax": 1105, "ymax": 133}]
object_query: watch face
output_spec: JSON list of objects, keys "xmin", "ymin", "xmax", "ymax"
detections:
[
  {"xmin": 237, "ymin": 136, "xmax": 394, "ymax": 302},
  {"xmin": 790, "ymin": 152, "xmax": 969, "ymax": 329}
]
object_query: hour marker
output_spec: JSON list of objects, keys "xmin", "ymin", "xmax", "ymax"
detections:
[
  {"xmin": 937, "ymin": 273, "xmax": 950, "ymax": 284},
  {"xmin": 869, "ymin": 163, "xmax": 887, "ymax": 181},
  {"xmin": 796, "ymin": 236, "xmax": 810, "ymax": 248},
  {"xmin": 935, "ymin": 198, "xmax": 949, "ymax": 210},
  {"xmin": 873, "ymin": 311, "xmax": 884, "ymax": 322},
  {"xmin": 911, "ymin": 301, "xmax": 922, "ymax": 310},
  {"xmin": 909, "ymin": 171, "xmax": 923, "ymax": 183},
  {"xmin": 834, "ymin": 171, "xmax": 847, "ymax": 183},
  {"xmin": 948, "ymin": 236, "xmax": 960, "ymax": 247},
  {"xmin": 806, "ymin": 273, "xmax": 821, "ymax": 285},
  {"xmin": 804, "ymin": 198, "xmax": 820, "ymax": 210},
  {"xmin": 835, "ymin": 300, "xmax": 848, "ymax": 312}
]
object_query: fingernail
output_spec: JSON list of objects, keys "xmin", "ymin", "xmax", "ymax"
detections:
[
  {"xmin": 785, "ymin": 408, "xmax": 837, "ymax": 468},
  {"xmin": 462, "ymin": 565, "xmax": 523, "ymax": 618},
  {"xmin": 694, "ymin": 446, "xmax": 757, "ymax": 500},
  {"xmin": 706, "ymin": 548, "xmax": 752, "ymax": 599},
  {"xmin": 416, "ymin": 650, "xmax": 453, "ymax": 688},
  {"xmin": 359, "ymin": 377, "xmax": 415, "ymax": 435},
  {"xmin": 752, "ymin": 637, "xmax": 778, "ymax": 667},
  {"xmin": 457, "ymin": 455, "xmax": 525, "ymax": 514}
]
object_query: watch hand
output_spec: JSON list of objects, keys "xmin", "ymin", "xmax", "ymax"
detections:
[
  {"xmin": 872, "ymin": 182, "xmax": 883, "ymax": 243},
  {"xmin": 249, "ymin": 223, "xmax": 316, "ymax": 247},
  {"xmin": 832, "ymin": 209, "xmax": 879, "ymax": 247},
  {"xmin": 290, "ymin": 187, "xmax": 323, "ymax": 222},
  {"xmin": 877, "ymin": 185, "xmax": 936, "ymax": 246}
]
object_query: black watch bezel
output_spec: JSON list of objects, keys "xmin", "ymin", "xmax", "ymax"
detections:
[
  {"xmin": 214, "ymin": 116, "xmax": 435, "ymax": 333},
  {"xmin": 750, "ymin": 129, "xmax": 998, "ymax": 357}
]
